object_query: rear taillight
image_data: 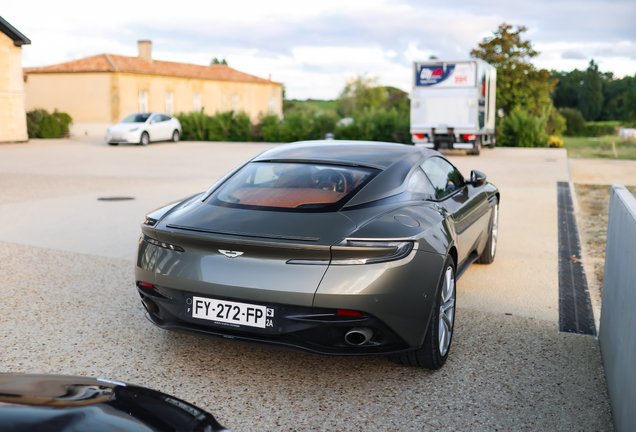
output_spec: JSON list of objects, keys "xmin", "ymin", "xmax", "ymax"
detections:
[
  {"xmin": 330, "ymin": 240, "xmax": 415, "ymax": 265},
  {"xmin": 287, "ymin": 239, "xmax": 415, "ymax": 265},
  {"xmin": 139, "ymin": 282, "xmax": 154, "ymax": 289},
  {"xmin": 337, "ymin": 309, "xmax": 362, "ymax": 316},
  {"xmin": 412, "ymin": 133, "xmax": 425, "ymax": 140},
  {"xmin": 142, "ymin": 234, "xmax": 185, "ymax": 252},
  {"xmin": 462, "ymin": 134, "xmax": 476, "ymax": 141}
]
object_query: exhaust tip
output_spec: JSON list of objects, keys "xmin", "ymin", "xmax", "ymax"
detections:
[{"xmin": 345, "ymin": 327, "xmax": 373, "ymax": 346}]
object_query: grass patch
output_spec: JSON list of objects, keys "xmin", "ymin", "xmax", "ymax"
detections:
[
  {"xmin": 563, "ymin": 135, "xmax": 636, "ymax": 160},
  {"xmin": 574, "ymin": 184, "xmax": 636, "ymax": 290}
]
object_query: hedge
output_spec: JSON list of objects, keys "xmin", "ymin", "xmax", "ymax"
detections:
[
  {"xmin": 26, "ymin": 109, "xmax": 73, "ymax": 139},
  {"xmin": 177, "ymin": 109, "xmax": 412, "ymax": 144}
]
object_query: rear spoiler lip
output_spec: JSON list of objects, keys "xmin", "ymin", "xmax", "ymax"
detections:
[{"xmin": 165, "ymin": 224, "xmax": 320, "ymax": 243}]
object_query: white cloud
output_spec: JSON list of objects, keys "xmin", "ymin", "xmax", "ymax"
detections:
[{"xmin": 5, "ymin": 0, "xmax": 636, "ymax": 99}]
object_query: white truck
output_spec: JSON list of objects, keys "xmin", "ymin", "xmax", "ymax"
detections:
[{"xmin": 410, "ymin": 59, "xmax": 497, "ymax": 155}]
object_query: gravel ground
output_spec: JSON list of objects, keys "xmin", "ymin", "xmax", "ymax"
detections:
[
  {"xmin": 0, "ymin": 141, "xmax": 614, "ymax": 431},
  {"xmin": 0, "ymin": 240, "xmax": 613, "ymax": 431}
]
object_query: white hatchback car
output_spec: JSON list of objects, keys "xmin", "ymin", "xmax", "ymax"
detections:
[{"xmin": 106, "ymin": 113, "xmax": 182, "ymax": 146}]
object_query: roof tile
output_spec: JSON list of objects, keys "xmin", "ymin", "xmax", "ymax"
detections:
[{"xmin": 24, "ymin": 54, "xmax": 280, "ymax": 85}]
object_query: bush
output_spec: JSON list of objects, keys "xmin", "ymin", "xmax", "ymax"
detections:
[
  {"xmin": 26, "ymin": 109, "xmax": 72, "ymax": 139},
  {"xmin": 546, "ymin": 109, "xmax": 566, "ymax": 136},
  {"xmin": 584, "ymin": 121, "xmax": 620, "ymax": 137},
  {"xmin": 560, "ymin": 108, "xmax": 586, "ymax": 136},
  {"xmin": 498, "ymin": 110, "xmax": 547, "ymax": 147},
  {"xmin": 25, "ymin": 109, "xmax": 73, "ymax": 139},
  {"xmin": 38, "ymin": 114, "xmax": 62, "ymax": 138},
  {"xmin": 335, "ymin": 108, "xmax": 411, "ymax": 144},
  {"xmin": 26, "ymin": 109, "xmax": 48, "ymax": 138},
  {"xmin": 176, "ymin": 110, "xmax": 208, "ymax": 141},
  {"xmin": 53, "ymin": 110, "xmax": 73, "ymax": 137},
  {"xmin": 257, "ymin": 111, "xmax": 340, "ymax": 142},
  {"xmin": 177, "ymin": 106, "xmax": 412, "ymax": 144},
  {"xmin": 176, "ymin": 110, "xmax": 252, "ymax": 142}
]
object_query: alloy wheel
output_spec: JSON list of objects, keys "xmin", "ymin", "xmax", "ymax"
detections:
[{"xmin": 438, "ymin": 266, "xmax": 455, "ymax": 356}]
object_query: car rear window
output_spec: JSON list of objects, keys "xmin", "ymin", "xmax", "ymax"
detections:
[{"xmin": 209, "ymin": 162, "xmax": 379, "ymax": 212}]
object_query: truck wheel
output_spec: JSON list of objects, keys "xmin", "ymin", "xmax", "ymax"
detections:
[
  {"xmin": 488, "ymin": 135, "xmax": 496, "ymax": 149},
  {"xmin": 467, "ymin": 136, "xmax": 481, "ymax": 156}
]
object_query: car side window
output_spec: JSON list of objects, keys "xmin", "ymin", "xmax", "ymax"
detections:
[
  {"xmin": 421, "ymin": 157, "xmax": 464, "ymax": 199},
  {"xmin": 407, "ymin": 168, "xmax": 436, "ymax": 200},
  {"xmin": 149, "ymin": 115, "xmax": 160, "ymax": 124},
  {"xmin": 161, "ymin": 114, "xmax": 172, "ymax": 122}
]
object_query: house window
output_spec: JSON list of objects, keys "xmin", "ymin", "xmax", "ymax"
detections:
[
  {"xmin": 231, "ymin": 93, "xmax": 239, "ymax": 112},
  {"xmin": 138, "ymin": 91, "xmax": 148, "ymax": 113},
  {"xmin": 268, "ymin": 96, "xmax": 276, "ymax": 114},
  {"xmin": 165, "ymin": 91, "xmax": 174, "ymax": 115},
  {"xmin": 193, "ymin": 92, "xmax": 201, "ymax": 112}
]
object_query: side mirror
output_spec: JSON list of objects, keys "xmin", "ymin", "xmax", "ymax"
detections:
[{"xmin": 469, "ymin": 170, "xmax": 487, "ymax": 187}]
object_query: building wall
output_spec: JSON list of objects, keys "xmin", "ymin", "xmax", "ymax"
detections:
[
  {"xmin": 25, "ymin": 70, "xmax": 282, "ymax": 136},
  {"xmin": 0, "ymin": 32, "xmax": 28, "ymax": 142},
  {"xmin": 115, "ymin": 73, "xmax": 282, "ymax": 123},
  {"xmin": 24, "ymin": 72, "xmax": 112, "ymax": 122},
  {"xmin": 24, "ymin": 72, "xmax": 112, "ymax": 137}
]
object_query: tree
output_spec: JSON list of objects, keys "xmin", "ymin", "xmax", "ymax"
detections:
[
  {"xmin": 626, "ymin": 75, "xmax": 636, "ymax": 121},
  {"xmin": 211, "ymin": 58, "xmax": 228, "ymax": 65},
  {"xmin": 470, "ymin": 23, "xmax": 557, "ymax": 117},
  {"xmin": 337, "ymin": 75, "xmax": 388, "ymax": 117},
  {"xmin": 551, "ymin": 69, "xmax": 585, "ymax": 109},
  {"xmin": 559, "ymin": 107, "xmax": 586, "ymax": 136},
  {"xmin": 578, "ymin": 60, "xmax": 604, "ymax": 121}
]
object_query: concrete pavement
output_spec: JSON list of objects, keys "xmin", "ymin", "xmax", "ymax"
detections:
[{"xmin": 0, "ymin": 139, "xmax": 613, "ymax": 431}]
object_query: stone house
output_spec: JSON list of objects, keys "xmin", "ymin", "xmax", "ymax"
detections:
[
  {"xmin": 24, "ymin": 41, "xmax": 283, "ymax": 137},
  {"xmin": 0, "ymin": 16, "xmax": 30, "ymax": 143}
]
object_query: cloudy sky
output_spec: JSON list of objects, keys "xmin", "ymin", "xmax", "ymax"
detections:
[{"xmin": 4, "ymin": 0, "xmax": 635, "ymax": 99}]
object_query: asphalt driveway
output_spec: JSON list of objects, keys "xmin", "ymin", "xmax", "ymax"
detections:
[{"xmin": 0, "ymin": 139, "xmax": 613, "ymax": 431}]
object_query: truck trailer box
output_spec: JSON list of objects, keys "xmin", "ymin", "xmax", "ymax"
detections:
[{"xmin": 410, "ymin": 59, "xmax": 496, "ymax": 155}]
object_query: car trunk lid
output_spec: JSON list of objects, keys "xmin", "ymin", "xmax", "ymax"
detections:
[{"xmin": 149, "ymin": 202, "xmax": 357, "ymax": 306}]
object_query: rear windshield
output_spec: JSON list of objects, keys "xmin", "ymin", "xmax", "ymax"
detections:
[
  {"xmin": 122, "ymin": 113, "xmax": 152, "ymax": 123},
  {"xmin": 209, "ymin": 162, "xmax": 379, "ymax": 212}
]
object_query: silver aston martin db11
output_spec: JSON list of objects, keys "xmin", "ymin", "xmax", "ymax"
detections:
[{"xmin": 135, "ymin": 141, "xmax": 499, "ymax": 369}]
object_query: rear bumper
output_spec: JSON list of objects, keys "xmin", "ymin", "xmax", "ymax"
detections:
[
  {"xmin": 137, "ymin": 284, "xmax": 411, "ymax": 355},
  {"xmin": 135, "ymin": 236, "xmax": 446, "ymax": 352}
]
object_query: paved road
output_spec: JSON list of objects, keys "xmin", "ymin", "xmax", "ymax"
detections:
[{"xmin": 0, "ymin": 139, "xmax": 613, "ymax": 431}]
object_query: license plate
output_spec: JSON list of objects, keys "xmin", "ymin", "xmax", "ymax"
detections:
[{"xmin": 190, "ymin": 296, "xmax": 274, "ymax": 329}]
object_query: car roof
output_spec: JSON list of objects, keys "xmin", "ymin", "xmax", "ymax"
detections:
[{"xmin": 252, "ymin": 140, "xmax": 434, "ymax": 169}]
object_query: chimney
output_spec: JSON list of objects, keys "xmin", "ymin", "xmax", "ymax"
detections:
[{"xmin": 138, "ymin": 40, "xmax": 152, "ymax": 62}]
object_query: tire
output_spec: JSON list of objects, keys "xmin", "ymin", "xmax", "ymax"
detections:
[
  {"xmin": 171, "ymin": 130, "xmax": 180, "ymax": 143},
  {"xmin": 467, "ymin": 135, "xmax": 481, "ymax": 155},
  {"xmin": 389, "ymin": 255, "xmax": 456, "ymax": 369},
  {"xmin": 107, "ymin": 142, "xmax": 118, "ymax": 146},
  {"xmin": 477, "ymin": 199, "xmax": 499, "ymax": 264},
  {"xmin": 488, "ymin": 135, "xmax": 496, "ymax": 149},
  {"xmin": 139, "ymin": 132, "xmax": 149, "ymax": 146}
]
